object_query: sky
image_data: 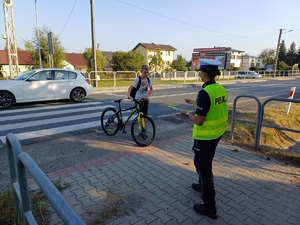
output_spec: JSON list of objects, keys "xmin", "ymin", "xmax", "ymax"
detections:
[{"xmin": 1, "ymin": 0, "xmax": 300, "ymax": 61}]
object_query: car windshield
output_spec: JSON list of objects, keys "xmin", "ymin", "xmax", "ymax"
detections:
[{"xmin": 14, "ymin": 71, "xmax": 36, "ymax": 80}]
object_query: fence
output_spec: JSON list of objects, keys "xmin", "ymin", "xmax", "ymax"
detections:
[
  {"xmin": 6, "ymin": 133, "xmax": 86, "ymax": 225},
  {"xmin": 87, "ymin": 70, "xmax": 238, "ymax": 87},
  {"xmin": 86, "ymin": 70, "xmax": 300, "ymax": 88},
  {"xmin": 230, "ymin": 95, "xmax": 300, "ymax": 148}
]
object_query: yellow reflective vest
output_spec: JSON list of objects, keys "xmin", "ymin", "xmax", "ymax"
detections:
[{"xmin": 192, "ymin": 83, "xmax": 228, "ymax": 140}]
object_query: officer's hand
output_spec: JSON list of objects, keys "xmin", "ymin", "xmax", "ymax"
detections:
[{"xmin": 181, "ymin": 109, "xmax": 187, "ymax": 116}]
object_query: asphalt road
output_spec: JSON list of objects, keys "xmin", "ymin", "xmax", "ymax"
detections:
[{"xmin": 0, "ymin": 77, "xmax": 299, "ymax": 190}]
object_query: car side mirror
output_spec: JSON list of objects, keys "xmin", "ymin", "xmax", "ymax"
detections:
[{"xmin": 28, "ymin": 77, "xmax": 37, "ymax": 81}]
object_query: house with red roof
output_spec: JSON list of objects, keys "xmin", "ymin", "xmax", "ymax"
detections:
[
  {"xmin": 0, "ymin": 50, "xmax": 34, "ymax": 77},
  {"xmin": 64, "ymin": 51, "xmax": 113, "ymax": 72}
]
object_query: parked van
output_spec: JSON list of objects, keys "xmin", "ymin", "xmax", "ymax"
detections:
[{"xmin": 234, "ymin": 71, "xmax": 262, "ymax": 79}]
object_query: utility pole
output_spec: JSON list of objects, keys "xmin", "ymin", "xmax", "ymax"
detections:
[
  {"xmin": 274, "ymin": 29, "xmax": 292, "ymax": 73},
  {"xmin": 274, "ymin": 28, "xmax": 283, "ymax": 73},
  {"xmin": 3, "ymin": 0, "xmax": 19, "ymax": 78},
  {"xmin": 35, "ymin": 0, "xmax": 42, "ymax": 68},
  {"xmin": 90, "ymin": 0, "xmax": 97, "ymax": 74}
]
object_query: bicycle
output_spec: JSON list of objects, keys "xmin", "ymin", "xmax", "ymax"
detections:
[{"xmin": 101, "ymin": 98, "xmax": 156, "ymax": 147}]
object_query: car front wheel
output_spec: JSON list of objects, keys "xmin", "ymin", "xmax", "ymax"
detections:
[
  {"xmin": 0, "ymin": 91, "xmax": 14, "ymax": 109},
  {"xmin": 70, "ymin": 87, "xmax": 85, "ymax": 102}
]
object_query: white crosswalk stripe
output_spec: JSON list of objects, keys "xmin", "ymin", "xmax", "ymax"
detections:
[{"xmin": 0, "ymin": 101, "xmax": 134, "ymax": 144}]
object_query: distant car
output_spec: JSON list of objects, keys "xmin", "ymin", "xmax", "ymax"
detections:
[
  {"xmin": 0, "ymin": 68, "xmax": 92, "ymax": 109},
  {"xmin": 234, "ymin": 71, "xmax": 262, "ymax": 79}
]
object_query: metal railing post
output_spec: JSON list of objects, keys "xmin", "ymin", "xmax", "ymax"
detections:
[
  {"xmin": 6, "ymin": 133, "xmax": 86, "ymax": 225},
  {"xmin": 230, "ymin": 95, "xmax": 261, "ymax": 148}
]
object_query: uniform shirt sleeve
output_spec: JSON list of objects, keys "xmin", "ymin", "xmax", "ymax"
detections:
[{"xmin": 195, "ymin": 90, "xmax": 210, "ymax": 116}]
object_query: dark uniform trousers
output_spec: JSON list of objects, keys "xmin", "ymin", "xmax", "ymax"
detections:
[{"xmin": 193, "ymin": 136, "xmax": 222, "ymax": 207}]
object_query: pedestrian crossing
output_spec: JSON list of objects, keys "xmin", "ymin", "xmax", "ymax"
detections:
[{"xmin": 0, "ymin": 101, "xmax": 128, "ymax": 144}]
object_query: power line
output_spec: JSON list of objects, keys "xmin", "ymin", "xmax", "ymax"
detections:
[
  {"xmin": 58, "ymin": 0, "xmax": 78, "ymax": 37},
  {"xmin": 116, "ymin": 0, "xmax": 268, "ymax": 40}
]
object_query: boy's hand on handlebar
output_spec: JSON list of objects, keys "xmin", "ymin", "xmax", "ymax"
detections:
[{"xmin": 127, "ymin": 96, "xmax": 133, "ymax": 101}]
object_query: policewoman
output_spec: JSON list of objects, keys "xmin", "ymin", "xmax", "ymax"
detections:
[{"xmin": 180, "ymin": 58, "xmax": 228, "ymax": 219}]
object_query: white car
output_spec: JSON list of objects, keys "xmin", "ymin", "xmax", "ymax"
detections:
[
  {"xmin": 234, "ymin": 71, "xmax": 262, "ymax": 79},
  {"xmin": 0, "ymin": 68, "xmax": 92, "ymax": 109}
]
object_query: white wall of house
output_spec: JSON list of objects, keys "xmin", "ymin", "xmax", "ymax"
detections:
[
  {"xmin": 230, "ymin": 51, "xmax": 244, "ymax": 68},
  {"xmin": 134, "ymin": 45, "xmax": 176, "ymax": 68},
  {"xmin": 0, "ymin": 64, "xmax": 32, "ymax": 78},
  {"xmin": 243, "ymin": 55, "xmax": 263, "ymax": 69},
  {"xmin": 62, "ymin": 60, "xmax": 75, "ymax": 70}
]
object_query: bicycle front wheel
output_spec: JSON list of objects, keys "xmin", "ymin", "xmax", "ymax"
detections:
[
  {"xmin": 131, "ymin": 114, "xmax": 156, "ymax": 147},
  {"xmin": 101, "ymin": 107, "xmax": 119, "ymax": 136}
]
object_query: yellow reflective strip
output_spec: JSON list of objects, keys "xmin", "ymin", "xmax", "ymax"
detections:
[
  {"xmin": 193, "ymin": 125, "xmax": 226, "ymax": 136},
  {"xmin": 203, "ymin": 117, "xmax": 227, "ymax": 126}
]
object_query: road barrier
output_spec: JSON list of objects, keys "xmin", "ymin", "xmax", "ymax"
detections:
[
  {"xmin": 230, "ymin": 95, "xmax": 300, "ymax": 149},
  {"xmin": 6, "ymin": 133, "xmax": 86, "ymax": 225}
]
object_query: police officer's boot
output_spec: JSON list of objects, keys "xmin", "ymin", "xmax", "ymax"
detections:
[{"xmin": 193, "ymin": 196, "xmax": 217, "ymax": 219}]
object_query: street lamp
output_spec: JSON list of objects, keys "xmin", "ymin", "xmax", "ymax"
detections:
[{"xmin": 274, "ymin": 29, "xmax": 292, "ymax": 73}]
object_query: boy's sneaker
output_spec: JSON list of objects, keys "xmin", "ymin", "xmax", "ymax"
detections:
[
  {"xmin": 193, "ymin": 203, "xmax": 217, "ymax": 219},
  {"xmin": 192, "ymin": 183, "xmax": 202, "ymax": 193}
]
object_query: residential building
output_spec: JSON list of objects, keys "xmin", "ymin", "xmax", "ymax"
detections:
[
  {"xmin": 64, "ymin": 53, "xmax": 86, "ymax": 72},
  {"xmin": 240, "ymin": 54, "xmax": 263, "ymax": 70},
  {"xmin": 132, "ymin": 43, "xmax": 177, "ymax": 69},
  {"xmin": 0, "ymin": 50, "xmax": 33, "ymax": 77},
  {"xmin": 64, "ymin": 51, "xmax": 113, "ymax": 72},
  {"xmin": 191, "ymin": 47, "xmax": 246, "ymax": 70}
]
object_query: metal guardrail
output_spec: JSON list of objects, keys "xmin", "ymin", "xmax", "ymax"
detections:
[
  {"xmin": 256, "ymin": 97, "xmax": 300, "ymax": 148},
  {"xmin": 230, "ymin": 95, "xmax": 261, "ymax": 147},
  {"xmin": 230, "ymin": 96, "xmax": 300, "ymax": 148},
  {"xmin": 6, "ymin": 133, "xmax": 86, "ymax": 225}
]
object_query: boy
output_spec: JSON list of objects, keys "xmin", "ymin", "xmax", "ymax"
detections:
[{"xmin": 127, "ymin": 64, "xmax": 153, "ymax": 115}]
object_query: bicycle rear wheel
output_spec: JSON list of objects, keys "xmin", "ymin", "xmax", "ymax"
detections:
[
  {"xmin": 131, "ymin": 114, "xmax": 156, "ymax": 147},
  {"xmin": 101, "ymin": 107, "xmax": 119, "ymax": 136}
]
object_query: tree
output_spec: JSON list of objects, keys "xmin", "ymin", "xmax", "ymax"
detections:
[
  {"xmin": 111, "ymin": 51, "xmax": 144, "ymax": 71},
  {"xmin": 83, "ymin": 48, "xmax": 107, "ymax": 72},
  {"xmin": 249, "ymin": 66, "xmax": 259, "ymax": 71},
  {"xmin": 278, "ymin": 40, "xmax": 287, "ymax": 63},
  {"xmin": 258, "ymin": 48, "xmax": 275, "ymax": 67},
  {"xmin": 171, "ymin": 55, "xmax": 187, "ymax": 71},
  {"xmin": 277, "ymin": 61, "xmax": 291, "ymax": 70},
  {"xmin": 297, "ymin": 47, "xmax": 300, "ymax": 66},
  {"xmin": 24, "ymin": 26, "xmax": 65, "ymax": 68},
  {"xmin": 286, "ymin": 41, "xmax": 297, "ymax": 66},
  {"xmin": 149, "ymin": 55, "xmax": 164, "ymax": 72}
]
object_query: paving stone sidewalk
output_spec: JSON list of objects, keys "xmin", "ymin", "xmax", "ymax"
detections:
[{"xmin": 29, "ymin": 134, "xmax": 300, "ymax": 225}]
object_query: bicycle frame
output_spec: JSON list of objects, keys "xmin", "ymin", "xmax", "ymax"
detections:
[
  {"xmin": 101, "ymin": 98, "xmax": 155, "ymax": 147},
  {"xmin": 114, "ymin": 100, "xmax": 144, "ymax": 133}
]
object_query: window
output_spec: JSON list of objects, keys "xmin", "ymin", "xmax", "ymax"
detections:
[
  {"xmin": 55, "ymin": 71, "xmax": 65, "ymax": 80},
  {"xmin": 231, "ymin": 55, "xmax": 235, "ymax": 59},
  {"xmin": 35, "ymin": 71, "xmax": 51, "ymax": 81},
  {"xmin": 69, "ymin": 72, "xmax": 76, "ymax": 79}
]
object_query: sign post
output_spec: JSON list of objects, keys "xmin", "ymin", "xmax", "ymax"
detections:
[{"xmin": 286, "ymin": 87, "xmax": 296, "ymax": 114}]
